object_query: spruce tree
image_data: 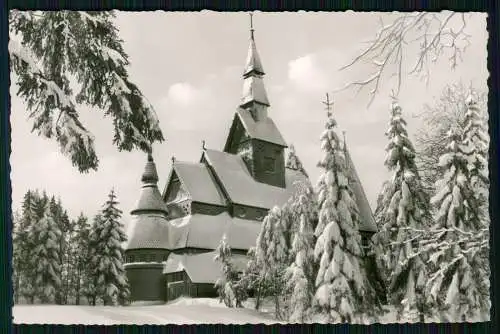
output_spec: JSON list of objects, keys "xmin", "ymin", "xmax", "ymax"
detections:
[
  {"xmin": 371, "ymin": 99, "xmax": 431, "ymax": 322},
  {"xmin": 70, "ymin": 213, "xmax": 91, "ymax": 305},
  {"xmin": 90, "ymin": 189, "xmax": 130, "ymax": 305},
  {"xmin": 18, "ymin": 190, "xmax": 39, "ymax": 303},
  {"xmin": 424, "ymin": 128, "xmax": 489, "ymax": 321},
  {"xmin": 214, "ymin": 234, "xmax": 246, "ymax": 308},
  {"xmin": 239, "ymin": 247, "xmax": 267, "ymax": 310},
  {"xmin": 30, "ymin": 193, "xmax": 62, "ymax": 303},
  {"xmin": 12, "ymin": 210, "xmax": 22, "ymax": 304},
  {"xmin": 284, "ymin": 183, "xmax": 318, "ymax": 323},
  {"xmin": 9, "ymin": 11, "xmax": 164, "ymax": 172},
  {"xmin": 313, "ymin": 107, "xmax": 378, "ymax": 323},
  {"xmin": 254, "ymin": 206, "xmax": 288, "ymax": 319},
  {"xmin": 461, "ymin": 91, "xmax": 489, "ymax": 222},
  {"xmin": 85, "ymin": 214, "xmax": 102, "ymax": 306}
]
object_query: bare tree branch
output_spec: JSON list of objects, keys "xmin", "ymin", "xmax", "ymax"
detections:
[{"xmin": 339, "ymin": 12, "xmax": 472, "ymax": 106}]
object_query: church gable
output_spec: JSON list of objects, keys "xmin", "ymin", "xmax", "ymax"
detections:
[{"xmin": 163, "ymin": 171, "xmax": 189, "ymax": 204}]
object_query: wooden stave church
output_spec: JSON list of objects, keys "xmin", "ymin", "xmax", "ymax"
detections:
[{"xmin": 123, "ymin": 22, "xmax": 379, "ymax": 304}]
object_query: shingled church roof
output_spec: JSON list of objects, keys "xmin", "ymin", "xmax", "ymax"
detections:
[
  {"xmin": 163, "ymin": 251, "xmax": 249, "ymax": 284},
  {"xmin": 201, "ymin": 148, "xmax": 307, "ymax": 209},
  {"xmin": 344, "ymin": 147, "xmax": 377, "ymax": 233},
  {"xmin": 170, "ymin": 161, "xmax": 226, "ymax": 206},
  {"xmin": 131, "ymin": 153, "xmax": 169, "ymax": 215}
]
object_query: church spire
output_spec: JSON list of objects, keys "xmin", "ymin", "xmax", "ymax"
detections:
[
  {"xmin": 131, "ymin": 152, "xmax": 168, "ymax": 216},
  {"xmin": 240, "ymin": 13, "xmax": 270, "ymax": 117},
  {"xmin": 243, "ymin": 13, "xmax": 265, "ymax": 77}
]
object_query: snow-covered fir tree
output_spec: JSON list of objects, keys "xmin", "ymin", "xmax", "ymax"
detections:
[
  {"xmin": 89, "ymin": 189, "xmax": 130, "ymax": 305},
  {"xmin": 85, "ymin": 214, "xmax": 102, "ymax": 306},
  {"xmin": 239, "ymin": 247, "xmax": 269, "ymax": 310},
  {"xmin": 69, "ymin": 213, "xmax": 91, "ymax": 305},
  {"xmin": 214, "ymin": 234, "xmax": 246, "ymax": 308},
  {"xmin": 48, "ymin": 196, "xmax": 72, "ymax": 304},
  {"xmin": 15, "ymin": 190, "xmax": 39, "ymax": 303},
  {"xmin": 284, "ymin": 182, "xmax": 318, "ymax": 323},
  {"xmin": 286, "ymin": 144, "xmax": 309, "ymax": 178},
  {"xmin": 461, "ymin": 91, "xmax": 489, "ymax": 222},
  {"xmin": 424, "ymin": 127, "xmax": 489, "ymax": 321},
  {"xmin": 12, "ymin": 210, "xmax": 23, "ymax": 304},
  {"xmin": 313, "ymin": 107, "xmax": 378, "ymax": 323},
  {"xmin": 9, "ymin": 11, "xmax": 164, "ymax": 172},
  {"xmin": 371, "ymin": 99, "xmax": 431, "ymax": 322},
  {"xmin": 30, "ymin": 193, "xmax": 62, "ymax": 304},
  {"xmin": 254, "ymin": 206, "xmax": 288, "ymax": 319}
]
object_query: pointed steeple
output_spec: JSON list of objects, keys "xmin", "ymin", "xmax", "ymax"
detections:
[
  {"xmin": 131, "ymin": 153, "xmax": 168, "ymax": 216},
  {"xmin": 243, "ymin": 13, "xmax": 265, "ymax": 77},
  {"xmin": 240, "ymin": 13, "xmax": 270, "ymax": 119}
]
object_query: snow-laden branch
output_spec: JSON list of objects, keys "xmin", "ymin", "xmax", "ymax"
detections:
[{"xmin": 9, "ymin": 38, "xmax": 98, "ymax": 171}]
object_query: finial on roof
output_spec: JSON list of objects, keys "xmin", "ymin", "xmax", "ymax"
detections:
[
  {"xmin": 202, "ymin": 140, "xmax": 206, "ymax": 151},
  {"xmin": 249, "ymin": 12, "xmax": 254, "ymax": 40},
  {"xmin": 322, "ymin": 93, "xmax": 334, "ymax": 116},
  {"xmin": 171, "ymin": 156, "xmax": 176, "ymax": 163}
]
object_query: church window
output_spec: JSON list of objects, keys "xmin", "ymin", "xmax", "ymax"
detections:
[
  {"xmin": 361, "ymin": 235, "xmax": 370, "ymax": 251},
  {"xmin": 162, "ymin": 254, "xmax": 168, "ymax": 262},
  {"xmin": 235, "ymin": 206, "xmax": 247, "ymax": 218},
  {"xmin": 263, "ymin": 157, "xmax": 276, "ymax": 172}
]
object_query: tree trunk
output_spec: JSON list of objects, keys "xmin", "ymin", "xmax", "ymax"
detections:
[
  {"xmin": 75, "ymin": 272, "xmax": 81, "ymax": 305},
  {"xmin": 255, "ymin": 279, "xmax": 262, "ymax": 310},
  {"xmin": 14, "ymin": 276, "xmax": 20, "ymax": 304}
]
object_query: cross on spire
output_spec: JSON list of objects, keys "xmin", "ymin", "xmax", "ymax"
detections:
[{"xmin": 322, "ymin": 93, "xmax": 334, "ymax": 116}]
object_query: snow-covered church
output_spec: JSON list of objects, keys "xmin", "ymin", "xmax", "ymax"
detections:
[{"xmin": 124, "ymin": 22, "xmax": 378, "ymax": 304}]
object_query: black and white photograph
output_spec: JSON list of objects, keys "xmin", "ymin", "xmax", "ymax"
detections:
[{"xmin": 9, "ymin": 10, "xmax": 490, "ymax": 324}]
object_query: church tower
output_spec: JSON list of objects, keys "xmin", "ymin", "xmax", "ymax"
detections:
[{"xmin": 224, "ymin": 14, "xmax": 288, "ymax": 188}]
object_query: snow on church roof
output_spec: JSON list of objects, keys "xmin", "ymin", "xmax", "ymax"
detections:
[
  {"xmin": 235, "ymin": 108, "xmax": 287, "ymax": 147},
  {"xmin": 172, "ymin": 161, "xmax": 226, "ymax": 206},
  {"xmin": 131, "ymin": 154, "xmax": 169, "ymax": 215},
  {"xmin": 345, "ymin": 148, "xmax": 378, "ymax": 233},
  {"xmin": 163, "ymin": 251, "xmax": 249, "ymax": 284},
  {"xmin": 241, "ymin": 76, "xmax": 270, "ymax": 107},
  {"xmin": 126, "ymin": 213, "xmax": 170, "ymax": 250},
  {"xmin": 202, "ymin": 149, "xmax": 307, "ymax": 209},
  {"xmin": 131, "ymin": 186, "xmax": 169, "ymax": 215},
  {"xmin": 126, "ymin": 212, "xmax": 262, "ymax": 251},
  {"xmin": 168, "ymin": 213, "xmax": 262, "ymax": 250}
]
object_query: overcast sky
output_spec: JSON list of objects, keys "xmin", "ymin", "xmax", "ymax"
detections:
[{"xmin": 10, "ymin": 11, "xmax": 488, "ymax": 227}]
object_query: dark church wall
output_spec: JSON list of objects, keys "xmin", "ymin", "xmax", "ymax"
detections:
[
  {"xmin": 125, "ymin": 249, "xmax": 170, "ymax": 263},
  {"xmin": 165, "ymin": 271, "xmax": 217, "ymax": 301},
  {"xmin": 233, "ymin": 204, "xmax": 267, "ymax": 221},
  {"xmin": 191, "ymin": 202, "xmax": 227, "ymax": 216},
  {"xmin": 125, "ymin": 263, "xmax": 165, "ymax": 302},
  {"xmin": 251, "ymin": 139, "xmax": 285, "ymax": 188}
]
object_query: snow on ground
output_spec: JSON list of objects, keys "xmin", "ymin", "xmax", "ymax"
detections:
[
  {"xmin": 13, "ymin": 298, "xmax": 281, "ymax": 325},
  {"xmin": 13, "ymin": 298, "xmax": 489, "ymax": 325}
]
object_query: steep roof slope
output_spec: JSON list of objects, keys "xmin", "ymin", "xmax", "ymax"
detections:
[
  {"xmin": 202, "ymin": 149, "xmax": 307, "ymax": 209},
  {"xmin": 168, "ymin": 161, "xmax": 227, "ymax": 206},
  {"xmin": 345, "ymin": 148, "xmax": 378, "ymax": 233}
]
